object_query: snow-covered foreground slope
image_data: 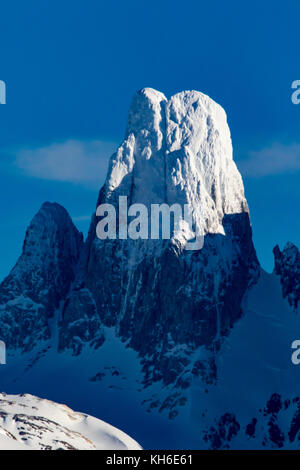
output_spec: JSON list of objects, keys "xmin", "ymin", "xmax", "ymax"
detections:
[
  {"xmin": 0, "ymin": 329, "xmax": 193, "ymax": 448},
  {"xmin": 0, "ymin": 393, "xmax": 141, "ymax": 450}
]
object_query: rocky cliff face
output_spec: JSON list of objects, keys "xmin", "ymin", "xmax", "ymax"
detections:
[
  {"xmin": 0, "ymin": 202, "xmax": 83, "ymax": 350},
  {"xmin": 60, "ymin": 88, "xmax": 259, "ymax": 391},
  {"xmin": 273, "ymin": 242, "xmax": 300, "ymax": 311},
  {"xmin": 202, "ymin": 393, "xmax": 300, "ymax": 449}
]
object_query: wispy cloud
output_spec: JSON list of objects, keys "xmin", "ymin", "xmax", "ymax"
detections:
[
  {"xmin": 238, "ymin": 143, "xmax": 300, "ymax": 177},
  {"xmin": 15, "ymin": 139, "xmax": 117, "ymax": 187},
  {"xmin": 72, "ymin": 215, "xmax": 91, "ymax": 222}
]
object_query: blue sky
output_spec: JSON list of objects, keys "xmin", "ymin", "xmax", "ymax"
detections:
[{"xmin": 0, "ymin": 0, "xmax": 299, "ymax": 281}]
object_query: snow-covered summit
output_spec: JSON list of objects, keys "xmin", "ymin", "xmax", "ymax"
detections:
[
  {"xmin": 106, "ymin": 87, "xmax": 248, "ymax": 240},
  {"xmin": 79, "ymin": 88, "xmax": 259, "ymax": 390},
  {"xmin": 126, "ymin": 87, "xmax": 167, "ymax": 138}
]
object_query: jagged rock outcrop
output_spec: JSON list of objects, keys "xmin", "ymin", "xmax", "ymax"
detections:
[
  {"xmin": 61, "ymin": 88, "xmax": 259, "ymax": 389},
  {"xmin": 273, "ymin": 242, "xmax": 300, "ymax": 311},
  {"xmin": 59, "ymin": 287, "xmax": 104, "ymax": 355},
  {"xmin": 0, "ymin": 202, "xmax": 83, "ymax": 350},
  {"xmin": 203, "ymin": 393, "xmax": 300, "ymax": 449}
]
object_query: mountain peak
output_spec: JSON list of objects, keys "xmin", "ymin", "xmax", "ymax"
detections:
[
  {"xmin": 0, "ymin": 202, "xmax": 83, "ymax": 350},
  {"xmin": 283, "ymin": 241, "xmax": 298, "ymax": 252},
  {"xmin": 22, "ymin": 201, "xmax": 82, "ymax": 260},
  {"xmin": 137, "ymin": 87, "xmax": 167, "ymax": 102},
  {"xmin": 80, "ymin": 87, "xmax": 259, "ymax": 385},
  {"xmin": 126, "ymin": 87, "xmax": 167, "ymax": 139},
  {"xmin": 40, "ymin": 200, "xmax": 70, "ymax": 214},
  {"xmin": 110, "ymin": 87, "xmax": 248, "ymax": 237}
]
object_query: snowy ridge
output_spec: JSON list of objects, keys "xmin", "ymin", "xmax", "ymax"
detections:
[{"xmin": 0, "ymin": 393, "xmax": 141, "ymax": 450}]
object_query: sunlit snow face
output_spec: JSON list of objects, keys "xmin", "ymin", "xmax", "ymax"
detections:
[{"xmin": 97, "ymin": 88, "xmax": 248, "ymax": 255}]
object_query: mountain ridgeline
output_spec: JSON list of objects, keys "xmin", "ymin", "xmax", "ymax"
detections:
[
  {"xmin": 0, "ymin": 88, "xmax": 299, "ymax": 449},
  {"xmin": 1, "ymin": 89, "xmax": 259, "ymax": 376}
]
